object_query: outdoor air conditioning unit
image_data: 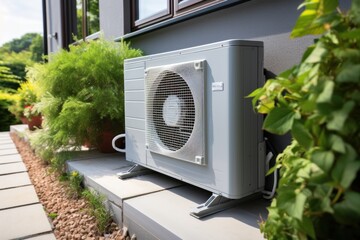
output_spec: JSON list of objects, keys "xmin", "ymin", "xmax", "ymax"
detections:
[{"xmin": 120, "ymin": 40, "xmax": 265, "ymax": 217}]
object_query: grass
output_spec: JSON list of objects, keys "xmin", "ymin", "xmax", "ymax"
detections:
[{"xmin": 82, "ymin": 189, "xmax": 112, "ymax": 234}]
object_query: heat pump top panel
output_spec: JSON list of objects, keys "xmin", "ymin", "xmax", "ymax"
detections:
[{"xmin": 124, "ymin": 39, "xmax": 265, "ymax": 199}]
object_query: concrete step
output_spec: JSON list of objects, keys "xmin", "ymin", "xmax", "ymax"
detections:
[{"xmin": 68, "ymin": 153, "xmax": 268, "ymax": 240}]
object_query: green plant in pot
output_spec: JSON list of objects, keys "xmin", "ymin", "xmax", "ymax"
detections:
[
  {"xmin": 9, "ymin": 79, "xmax": 42, "ymax": 130},
  {"xmin": 249, "ymin": 0, "xmax": 360, "ymax": 239},
  {"xmin": 37, "ymin": 38, "xmax": 142, "ymax": 152}
]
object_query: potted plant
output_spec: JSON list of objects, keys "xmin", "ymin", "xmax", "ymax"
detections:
[
  {"xmin": 9, "ymin": 79, "xmax": 42, "ymax": 130},
  {"xmin": 36, "ymin": 38, "xmax": 142, "ymax": 152}
]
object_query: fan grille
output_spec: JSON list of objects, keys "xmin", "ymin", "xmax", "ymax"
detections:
[{"xmin": 149, "ymin": 70, "xmax": 195, "ymax": 151}]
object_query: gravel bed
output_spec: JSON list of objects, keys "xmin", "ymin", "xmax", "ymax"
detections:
[{"xmin": 11, "ymin": 133, "xmax": 125, "ymax": 240}]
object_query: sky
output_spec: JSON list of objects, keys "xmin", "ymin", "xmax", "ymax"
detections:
[{"xmin": 0, "ymin": 0, "xmax": 43, "ymax": 47}]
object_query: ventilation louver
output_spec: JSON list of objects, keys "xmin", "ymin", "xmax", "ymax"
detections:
[{"xmin": 146, "ymin": 61, "xmax": 205, "ymax": 165}]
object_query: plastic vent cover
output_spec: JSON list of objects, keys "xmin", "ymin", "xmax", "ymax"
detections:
[{"xmin": 146, "ymin": 60, "xmax": 206, "ymax": 165}]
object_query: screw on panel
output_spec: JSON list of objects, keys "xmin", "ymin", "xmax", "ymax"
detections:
[{"xmin": 194, "ymin": 61, "xmax": 203, "ymax": 70}]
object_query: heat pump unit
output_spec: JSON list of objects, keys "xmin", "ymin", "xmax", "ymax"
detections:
[{"xmin": 121, "ymin": 40, "xmax": 265, "ymax": 217}]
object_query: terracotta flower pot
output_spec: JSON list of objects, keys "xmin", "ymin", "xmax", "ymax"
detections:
[
  {"xmin": 27, "ymin": 115, "xmax": 42, "ymax": 131},
  {"xmin": 20, "ymin": 116, "xmax": 28, "ymax": 124}
]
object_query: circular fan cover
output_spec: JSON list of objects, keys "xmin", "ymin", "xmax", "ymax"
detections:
[{"xmin": 152, "ymin": 70, "xmax": 195, "ymax": 151}]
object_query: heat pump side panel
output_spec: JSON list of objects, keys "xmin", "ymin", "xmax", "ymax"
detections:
[{"xmin": 124, "ymin": 60, "xmax": 147, "ymax": 165}]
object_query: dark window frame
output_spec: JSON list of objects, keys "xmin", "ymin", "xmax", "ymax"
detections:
[
  {"xmin": 60, "ymin": 0, "xmax": 100, "ymax": 48},
  {"xmin": 131, "ymin": 0, "xmax": 223, "ymax": 31},
  {"xmin": 132, "ymin": 0, "xmax": 173, "ymax": 29}
]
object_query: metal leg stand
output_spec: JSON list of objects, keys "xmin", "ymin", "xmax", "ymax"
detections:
[
  {"xmin": 190, "ymin": 193, "xmax": 260, "ymax": 219},
  {"xmin": 117, "ymin": 164, "xmax": 152, "ymax": 179}
]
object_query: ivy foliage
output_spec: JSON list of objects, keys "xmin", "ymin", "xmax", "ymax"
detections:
[
  {"xmin": 250, "ymin": 0, "xmax": 360, "ymax": 239},
  {"xmin": 35, "ymin": 38, "xmax": 142, "ymax": 151}
]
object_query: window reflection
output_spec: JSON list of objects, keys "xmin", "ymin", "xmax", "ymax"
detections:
[
  {"xmin": 86, "ymin": 0, "xmax": 100, "ymax": 36},
  {"xmin": 135, "ymin": 0, "xmax": 169, "ymax": 21}
]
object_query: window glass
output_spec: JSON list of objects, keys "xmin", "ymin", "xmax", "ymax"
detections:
[
  {"xmin": 76, "ymin": 0, "xmax": 84, "ymax": 40},
  {"xmin": 135, "ymin": 0, "xmax": 169, "ymax": 21},
  {"xmin": 86, "ymin": 0, "xmax": 100, "ymax": 36}
]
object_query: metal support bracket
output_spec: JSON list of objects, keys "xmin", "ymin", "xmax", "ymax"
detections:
[
  {"xmin": 117, "ymin": 164, "xmax": 152, "ymax": 179},
  {"xmin": 190, "ymin": 193, "xmax": 260, "ymax": 219}
]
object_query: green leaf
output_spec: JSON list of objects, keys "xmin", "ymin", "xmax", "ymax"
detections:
[
  {"xmin": 299, "ymin": 217, "xmax": 316, "ymax": 239},
  {"xmin": 292, "ymin": 120, "xmax": 313, "ymax": 150},
  {"xmin": 329, "ymin": 134, "xmax": 346, "ymax": 153},
  {"xmin": 335, "ymin": 63, "xmax": 360, "ymax": 83},
  {"xmin": 277, "ymin": 190, "xmax": 307, "ymax": 220},
  {"xmin": 340, "ymin": 29, "xmax": 360, "ymax": 40},
  {"xmin": 331, "ymin": 145, "xmax": 360, "ymax": 188},
  {"xmin": 305, "ymin": 42, "xmax": 327, "ymax": 63},
  {"xmin": 311, "ymin": 150, "xmax": 334, "ymax": 172},
  {"xmin": 334, "ymin": 191, "xmax": 360, "ymax": 224},
  {"xmin": 291, "ymin": 0, "xmax": 338, "ymax": 38},
  {"xmin": 317, "ymin": 80, "xmax": 334, "ymax": 103},
  {"xmin": 327, "ymin": 101, "xmax": 355, "ymax": 131},
  {"xmin": 350, "ymin": 0, "xmax": 360, "ymax": 24},
  {"xmin": 263, "ymin": 106, "xmax": 298, "ymax": 135}
]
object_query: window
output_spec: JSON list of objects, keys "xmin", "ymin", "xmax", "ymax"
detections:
[
  {"xmin": 133, "ymin": 0, "xmax": 172, "ymax": 28},
  {"xmin": 131, "ymin": 0, "xmax": 221, "ymax": 29},
  {"xmin": 76, "ymin": 0, "xmax": 100, "ymax": 40}
]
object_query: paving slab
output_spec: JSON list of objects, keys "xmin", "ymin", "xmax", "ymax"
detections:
[
  {"xmin": 0, "ymin": 162, "xmax": 27, "ymax": 175},
  {"xmin": 67, "ymin": 155, "xmax": 183, "ymax": 207},
  {"xmin": 0, "ymin": 172, "xmax": 32, "ymax": 190},
  {"xmin": 123, "ymin": 185, "xmax": 268, "ymax": 240},
  {"xmin": 0, "ymin": 139, "xmax": 13, "ymax": 144},
  {"xmin": 0, "ymin": 204, "xmax": 53, "ymax": 239},
  {"xmin": 0, "ymin": 132, "xmax": 10, "ymax": 137},
  {"xmin": 0, "ymin": 185, "xmax": 39, "ymax": 210},
  {"xmin": 0, "ymin": 142, "xmax": 16, "ymax": 150},
  {"xmin": 0, "ymin": 154, "xmax": 22, "ymax": 164},
  {"xmin": 0, "ymin": 148, "xmax": 18, "ymax": 156}
]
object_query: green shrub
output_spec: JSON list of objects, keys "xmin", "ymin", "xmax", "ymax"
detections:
[
  {"xmin": 36, "ymin": 38, "xmax": 142, "ymax": 150},
  {"xmin": 0, "ymin": 92, "xmax": 19, "ymax": 130},
  {"xmin": 250, "ymin": 0, "xmax": 360, "ymax": 239}
]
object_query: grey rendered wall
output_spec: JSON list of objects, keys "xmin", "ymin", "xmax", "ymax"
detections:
[
  {"xmin": 129, "ymin": 0, "xmax": 314, "ymax": 75},
  {"xmin": 99, "ymin": 0, "xmax": 128, "ymax": 40}
]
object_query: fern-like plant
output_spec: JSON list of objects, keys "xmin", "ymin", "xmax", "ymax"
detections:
[{"xmin": 36, "ymin": 38, "xmax": 142, "ymax": 151}]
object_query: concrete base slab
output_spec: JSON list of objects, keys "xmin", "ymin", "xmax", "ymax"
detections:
[
  {"xmin": 67, "ymin": 155, "xmax": 183, "ymax": 207},
  {"xmin": 0, "ymin": 148, "xmax": 18, "ymax": 156},
  {"xmin": 0, "ymin": 204, "xmax": 52, "ymax": 239},
  {"xmin": 0, "ymin": 154, "xmax": 22, "ymax": 164},
  {"xmin": 0, "ymin": 172, "xmax": 31, "ymax": 189},
  {"xmin": 0, "ymin": 185, "xmax": 39, "ymax": 210},
  {"xmin": 124, "ymin": 185, "xmax": 268, "ymax": 240},
  {"xmin": 70, "ymin": 150, "xmax": 123, "ymax": 161},
  {"xmin": 27, "ymin": 233, "xmax": 57, "ymax": 240},
  {"xmin": 10, "ymin": 124, "xmax": 28, "ymax": 133},
  {"xmin": 0, "ymin": 162, "xmax": 27, "ymax": 175}
]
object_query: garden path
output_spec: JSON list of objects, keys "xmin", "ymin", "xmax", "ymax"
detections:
[{"xmin": 0, "ymin": 131, "xmax": 55, "ymax": 240}]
